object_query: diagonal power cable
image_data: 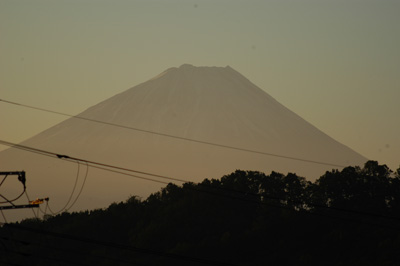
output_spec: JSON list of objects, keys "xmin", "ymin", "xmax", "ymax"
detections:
[
  {"xmin": 2, "ymin": 139, "xmax": 400, "ymax": 229},
  {"xmin": 0, "ymin": 98, "xmax": 346, "ymax": 168}
]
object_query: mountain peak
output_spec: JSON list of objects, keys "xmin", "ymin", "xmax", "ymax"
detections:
[
  {"xmin": 177, "ymin": 64, "xmax": 232, "ymax": 70},
  {"xmin": 179, "ymin": 64, "xmax": 194, "ymax": 69}
]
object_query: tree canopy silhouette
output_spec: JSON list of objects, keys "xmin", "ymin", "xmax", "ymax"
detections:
[{"xmin": 1, "ymin": 160, "xmax": 400, "ymax": 266}]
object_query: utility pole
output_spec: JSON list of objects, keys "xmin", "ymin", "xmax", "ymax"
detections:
[{"xmin": 0, "ymin": 171, "xmax": 41, "ymax": 210}]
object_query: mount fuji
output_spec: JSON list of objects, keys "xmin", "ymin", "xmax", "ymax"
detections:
[{"xmin": 0, "ymin": 64, "xmax": 367, "ymax": 220}]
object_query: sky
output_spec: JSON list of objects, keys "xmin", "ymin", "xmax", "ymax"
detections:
[{"xmin": 1, "ymin": 0, "xmax": 399, "ymax": 171}]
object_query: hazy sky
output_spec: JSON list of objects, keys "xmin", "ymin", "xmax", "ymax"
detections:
[{"xmin": 1, "ymin": 0, "xmax": 399, "ymax": 171}]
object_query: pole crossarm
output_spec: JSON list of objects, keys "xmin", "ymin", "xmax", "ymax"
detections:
[
  {"xmin": 0, "ymin": 204, "xmax": 39, "ymax": 210},
  {"xmin": 0, "ymin": 171, "xmax": 26, "ymax": 188},
  {"xmin": 0, "ymin": 171, "xmax": 25, "ymax": 175}
]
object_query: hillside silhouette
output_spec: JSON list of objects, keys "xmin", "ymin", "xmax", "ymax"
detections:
[{"xmin": 1, "ymin": 160, "xmax": 400, "ymax": 265}]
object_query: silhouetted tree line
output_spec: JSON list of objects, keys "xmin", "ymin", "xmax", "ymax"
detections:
[{"xmin": 1, "ymin": 160, "xmax": 400, "ymax": 265}]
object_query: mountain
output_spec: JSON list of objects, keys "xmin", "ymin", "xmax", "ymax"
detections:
[{"xmin": 0, "ymin": 64, "xmax": 367, "ymax": 220}]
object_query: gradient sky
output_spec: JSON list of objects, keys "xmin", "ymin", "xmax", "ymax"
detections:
[{"xmin": 1, "ymin": 0, "xmax": 399, "ymax": 172}]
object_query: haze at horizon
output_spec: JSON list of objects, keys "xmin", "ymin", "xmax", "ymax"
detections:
[{"xmin": 1, "ymin": 0, "xmax": 399, "ymax": 170}]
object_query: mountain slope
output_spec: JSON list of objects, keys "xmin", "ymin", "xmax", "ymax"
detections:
[{"xmin": 0, "ymin": 64, "xmax": 367, "ymax": 220}]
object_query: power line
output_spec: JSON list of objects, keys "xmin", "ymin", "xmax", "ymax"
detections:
[
  {"xmin": 64, "ymin": 162, "xmax": 89, "ymax": 213},
  {"xmin": 1, "ymin": 222, "xmax": 240, "ymax": 266},
  {"xmin": 0, "ymin": 235, "xmax": 148, "ymax": 266},
  {"xmin": 0, "ymin": 241, "xmax": 92, "ymax": 266},
  {"xmin": 0, "ymin": 172, "xmax": 26, "ymax": 204},
  {"xmin": 0, "ymin": 98, "xmax": 347, "ymax": 168},
  {"xmin": 57, "ymin": 161, "xmax": 82, "ymax": 213},
  {"xmin": 46, "ymin": 162, "xmax": 89, "ymax": 215},
  {"xmin": 23, "ymin": 191, "xmax": 39, "ymax": 219},
  {"xmin": 0, "ymin": 210, "xmax": 7, "ymax": 223},
  {"xmin": 2, "ymin": 144, "xmax": 89, "ymax": 215},
  {"xmin": 0, "ymin": 139, "xmax": 188, "ymax": 184},
  {"xmin": 1, "ymin": 139, "xmax": 400, "ymax": 228}
]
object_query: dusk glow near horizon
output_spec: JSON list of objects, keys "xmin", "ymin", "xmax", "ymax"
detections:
[{"xmin": 1, "ymin": 0, "xmax": 399, "ymax": 171}]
